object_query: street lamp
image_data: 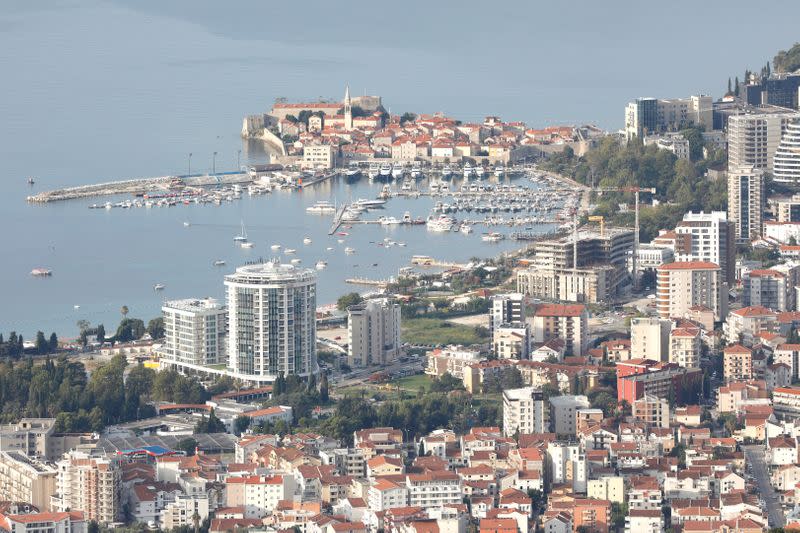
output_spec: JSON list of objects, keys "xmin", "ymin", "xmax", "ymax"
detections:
[
  {"xmin": 212, "ymin": 151, "xmax": 218, "ymax": 175},
  {"xmin": 188, "ymin": 153, "xmax": 192, "ymax": 176}
]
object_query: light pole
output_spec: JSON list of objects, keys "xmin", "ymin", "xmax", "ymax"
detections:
[
  {"xmin": 237, "ymin": 149, "xmax": 242, "ymax": 171},
  {"xmin": 212, "ymin": 151, "xmax": 218, "ymax": 175},
  {"xmin": 188, "ymin": 153, "xmax": 192, "ymax": 176}
]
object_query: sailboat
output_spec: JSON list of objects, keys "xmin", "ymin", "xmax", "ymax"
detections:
[{"xmin": 233, "ymin": 220, "xmax": 248, "ymax": 243}]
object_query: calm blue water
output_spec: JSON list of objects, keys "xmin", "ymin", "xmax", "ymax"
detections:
[{"xmin": 2, "ymin": 0, "xmax": 799, "ymax": 337}]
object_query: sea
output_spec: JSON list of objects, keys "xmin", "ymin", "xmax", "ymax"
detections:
[{"xmin": 2, "ymin": 0, "xmax": 798, "ymax": 338}]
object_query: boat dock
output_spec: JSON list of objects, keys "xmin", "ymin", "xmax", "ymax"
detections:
[
  {"xmin": 328, "ymin": 204, "xmax": 348, "ymax": 235},
  {"xmin": 345, "ymin": 277, "xmax": 391, "ymax": 288}
]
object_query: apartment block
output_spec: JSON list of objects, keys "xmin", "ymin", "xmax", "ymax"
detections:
[
  {"xmin": 630, "ymin": 317, "xmax": 671, "ymax": 361},
  {"xmin": 493, "ymin": 323, "xmax": 530, "ymax": 360},
  {"xmin": 52, "ymin": 451, "xmax": 121, "ymax": 524},
  {"xmin": 502, "ymin": 387, "xmax": 547, "ymax": 437},
  {"xmin": 674, "ymin": 211, "xmax": 735, "ymax": 284},
  {"xmin": 549, "ymin": 395, "xmax": 590, "ymax": 436},
  {"xmin": 728, "ymin": 165, "xmax": 766, "ymax": 243},
  {"xmin": 530, "ymin": 304, "xmax": 588, "ymax": 357},
  {"xmin": 656, "ymin": 262, "xmax": 727, "ymax": 322},
  {"xmin": 347, "ymin": 298, "xmax": 401, "ymax": 367},
  {"xmin": 668, "ymin": 326, "xmax": 702, "ymax": 369},
  {"xmin": 161, "ymin": 298, "xmax": 227, "ymax": 367},
  {"xmin": 631, "ymin": 394, "xmax": 670, "ymax": 428},
  {"xmin": 723, "ymin": 345, "xmax": 753, "ymax": 382},
  {"xmin": 0, "ymin": 451, "xmax": 57, "ymax": 511}
]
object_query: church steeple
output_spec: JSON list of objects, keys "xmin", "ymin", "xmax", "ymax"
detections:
[{"xmin": 344, "ymin": 84, "xmax": 353, "ymax": 131}]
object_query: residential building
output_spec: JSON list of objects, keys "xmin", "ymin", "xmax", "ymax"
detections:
[
  {"xmin": 0, "ymin": 418, "xmax": 56, "ymax": 460},
  {"xmin": 52, "ymin": 451, "xmax": 121, "ymax": 524},
  {"xmin": 775, "ymin": 119, "xmax": 800, "ymax": 185},
  {"xmin": 425, "ymin": 346, "xmax": 482, "ymax": 379},
  {"xmin": 630, "ymin": 317, "xmax": 671, "ymax": 361},
  {"xmin": 368, "ymin": 478, "xmax": 408, "ymax": 512},
  {"xmin": 773, "ymin": 387, "xmax": 800, "ymax": 419},
  {"xmin": 587, "ymin": 476, "xmax": 625, "ymax": 504},
  {"xmin": 673, "ymin": 211, "xmax": 735, "ymax": 284},
  {"xmin": 728, "ymin": 166, "xmax": 766, "ymax": 243},
  {"xmin": 405, "ymin": 472, "xmax": 462, "ymax": 509},
  {"xmin": 727, "ymin": 110, "xmax": 800, "ymax": 174},
  {"xmin": 530, "ymin": 304, "xmax": 588, "ymax": 357},
  {"xmin": 631, "ymin": 394, "xmax": 670, "ymax": 428},
  {"xmin": 490, "ymin": 293, "xmax": 526, "ymax": 337},
  {"xmin": 225, "ymin": 263, "xmax": 317, "ymax": 383},
  {"xmin": 624, "ymin": 95, "xmax": 712, "ymax": 140},
  {"xmin": 723, "ymin": 345, "xmax": 753, "ymax": 382},
  {"xmin": 516, "ymin": 265, "xmax": 616, "ymax": 304},
  {"xmin": 0, "ymin": 451, "xmax": 57, "ymax": 511},
  {"xmin": 0, "ymin": 511, "xmax": 87, "ymax": 533},
  {"xmin": 617, "ymin": 360, "xmax": 703, "ymax": 404},
  {"xmin": 724, "ymin": 306, "xmax": 777, "ymax": 346},
  {"xmin": 644, "ymin": 134, "xmax": 690, "ymax": 159},
  {"xmin": 547, "ymin": 443, "xmax": 587, "ymax": 492},
  {"xmin": 777, "ymin": 194, "xmax": 800, "ymax": 222},
  {"xmin": 302, "ymin": 144, "xmax": 337, "ymax": 169},
  {"xmin": 668, "ymin": 326, "xmax": 702, "ymax": 369},
  {"xmin": 347, "ymin": 299, "xmax": 401, "ymax": 367},
  {"xmin": 624, "ymin": 509, "xmax": 663, "ymax": 533},
  {"xmin": 502, "ymin": 387, "xmax": 547, "ymax": 437},
  {"xmin": 571, "ymin": 498, "xmax": 611, "ymax": 533},
  {"xmin": 161, "ymin": 298, "xmax": 227, "ymax": 367},
  {"xmin": 549, "ymin": 395, "xmax": 590, "ymax": 436},
  {"xmin": 493, "ymin": 323, "xmax": 530, "ymax": 360},
  {"xmin": 742, "ymin": 268, "xmax": 796, "ymax": 311},
  {"xmin": 225, "ymin": 474, "xmax": 294, "ymax": 517},
  {"xmin": 775, "ymin": 343, "xmax": 800, "ymax": 381},
  {"xmin": 656, "ymin": 261, "xmax": 727, "ymax": 322},
  {"xmin": 160, "ymin": 494, "xmax": 209, "ymax": 529}
]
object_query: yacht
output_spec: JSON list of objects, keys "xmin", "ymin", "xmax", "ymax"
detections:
[
  {"xmin": 463, "ymin": 164, "xmax": 473, "ymax": 179},
  {"xmin": 475, "ymin": 166, "xmax": 485, "ymax": 179},
  {"xmin": 481, "ymin": 232, "xmax": 505, "ymax": 242},
  {"xmin": 391, "ymin": 164, "xmax": 404, "ymax": 180},
  {"xmin": 233, "ymin": 221, "xmax": 248, "ymax": 243},
  {"xmin": 271, "ymin": 244, "xmax": 282, "ymax": 251},
  {"xmin": 344, "ymin": 247, "xmax": 356, "ymax": 255},
  {"xmin": 337, "ymin": 239, "xmax": 346, "ymax": 244},
  {"xmin": 460, "ymin": 224, "xmax": 473, "ymax": 234},
  {"xmin": 303, "ymin": 237, "xmax": 312, "ymax": 245},
  {"xmin": 397, "ymin": 242, "xmax": 407, "ymax": 247},
  {"xmin": 284, "ymin": 248, "xmax": 297, "ymax": 255},
  {"xmin": 30, "ymin": 268, "xmax": 52, "ymax": 277},
  {"xmin": 494, "ymin": 165, "xmax": 505, "ymax": 177},
  {"xmin": 290, "ymin": 258, "xmax": 302, "ymax": 265},
  {"xmin": 401, "ymin": 180, "xmax": 413, "ymax": 192},
  {"xmin": 183, "ymin": 221, "xmax": 191, "ymax": 227},
  {"xmin": 368, "ymin": 163, "xmax": 380, "ymax": 180},
  {"xmin": 240, "ymin": 241, "xmax": 255, "ymax": 248},
  {"xmin": 379, "ymin": 162, "xmax": 392, "ymax": 179},
  {"xmin": 441, "ymin": 165, "xmax": 453, "ymax": 179},
  {"xmin": 426, "ymin": 214, "xmax": 455, "ymax": 232},
  {"xmin": 213, "ymin": 260, "xmax": 226, "ymax": 266},
  {"xmin": 315, "ymin": 260, "xmax": 328, "ymax": 270},
  {"xmin": 380, "ymin": 216, "xmax": 401, "ymax": 225},
  {"xmin": 411, "ymin": 164, "xmax": 422, "ymax": 179},
  {"xmin": 326, "ymin": 247, "xmax": 334, "ymax": 251},
  {"xmin": 345, "ymin": 163, "xmax": 361, "ymax": 178},
  {"xmin": 154, "ymin": 283, "xmax": 165, "ymax": 291},
  {"xmin": 306, "ymin": 200, "xmax": 336, "ymax": 214},
  {"xmin": 353, "ymin": 198, "xmax": 387, "ymax": 209},
  {"xmin": 429, "ymin": 181, "xmax": 441, "ymax": 193},
  {"xmin": 402, "ymin": 211, "xmax": 413, "ymax": 224}
]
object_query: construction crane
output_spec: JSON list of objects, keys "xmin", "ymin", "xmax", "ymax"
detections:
[
  {"xmin": 592, "ymin": 186, "xmax": 657, "ymax": 291},
  {"xmin": 588, "ymin": 215, "xmax": 605, "ymax": 237}
]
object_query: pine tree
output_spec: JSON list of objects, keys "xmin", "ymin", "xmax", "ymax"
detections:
[
  {"xmin": 49, "ymin": 333, "xmax": 58, "ymax": 352},
  {"xmin": 727, "ymin": 77, "xmax": 732, "ymax": 94},
  {"xmin": 734, "ymin": 76, "xmax": 740, "ymax": 96},
  {"xmin": 320, "ymin": 373, "xmax": 329, "ymax": 403},
  {"xmin": 35, "ymin": 331, "xmax": 47, "ymax": 355}
]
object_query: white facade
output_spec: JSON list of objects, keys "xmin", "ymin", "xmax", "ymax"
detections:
[
  {"xmin": 160, "ymin": 494, "xmax": 209, "ymax": 530},
  {"xmin": 493, "ymin": 323, "xmax": 530, "ymax": 360},
  {"xmin": 502, "ymin": 387, "xmax": 547, "ymax": 437},
  {"xmin": 728, "ymin": 166, "xmax": 765, "ymax": 243},
  {"xmin": 656, "ymin": 262, "xmax": 727, "ymax": 322},
  {"xmin": 775, "ymin": 120, "xmax": 800, "ymax": 185},
  {"xmin": 405, "ymin": 472, "xmax": 462, "ymax": 509},
  {"xmin": 644, "ymin": 134, "xmax": 690, "ymax": 159},
  {"xmin": 674, "ymin": 211, "xmax": 734, "ymax": 283},
  {"xmin": 549, "ymin": 395, "xmax": 590, "ymax": 436},
  {"xmin": 669, "ymin": 328, "xmax": 701, "ymax": 369},
  {"xmin": 52, "ymin": 451, "xmax": 120, "ymax": 524},
  {"xmin": 161, "ymin": 298, "xmax": 226, "ymax": 367},
  {"xmin": 546, "ymin": 443, "xmax": 587, "ymax": 492},
  {"xmin": 630, "ymin": 317, "xmax": 671, "ymax": 361},
  {"xmin": 728, "ymin": 111, "xmax": 800, "ymax": 173},
  {"xmin": 225, "ymin": 263, "xmax": 317, "ymax": 382},
  {"xmin": 347, "ymin": 299, "xmax": 401, "ymax": 367},
  {"xmin": 490, "ymin": 293, "xmax": 526, "ymax": 337}
]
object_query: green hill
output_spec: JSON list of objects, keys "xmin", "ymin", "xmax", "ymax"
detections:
[{"xmin": 774, "ymin": 42, "xmax": 800, "ymax": 73}]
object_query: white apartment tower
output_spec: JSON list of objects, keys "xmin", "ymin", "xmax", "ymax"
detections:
[
  {"xmin": 225, "ymin": 262, "xmax": 317, "ymax": 382},
  {"xmin": 490, "ymin": 293, "xmax": 526, "ymax": 336},
  {"xmin": 347, "ymin": 298, "xmax": 401, "ymax": 367},
  {"xmin": 728, "ymin": 110, "xmax": 800, "ymax": 173},
  {"xmin": 674, "ymin": 211, "xmax": 735, "ymax": 283},
  {"xmin": 656, "ymin": 261, "xmax": 727, "ymax": 322},
  {"xmin": 774, "ymin": 119, "xmax": 800, "ymax": 185},
  {"xmin": 728, "ymin": 166, "xmax": 765, "ymax": 243},
  {"xmin": 503, "ymin": 387, "xmax": 547, "ymax": 437},
  {"xmin": 52, "ymin": 451, "xmax": 121, "ymax": 524},
  {"xmin": 161, "ymin": 298, "xmax": 227, "ymax": 367}
]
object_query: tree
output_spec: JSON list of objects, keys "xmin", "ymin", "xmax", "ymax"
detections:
[
  {"xmin": 35, "ymin": 331, "xmax": 49, "ymax": 354},
  {"xmin": 77, "ymin": 319, "xmax": 90, "ymax": 334},
  {"xmin": 177, "ymin": 437, "xmax": 198, "ymax": 456},
  {"xmin": 234, "ymin": 415, "xmax": 251, "ymax": 436},
  {"xmin": 96, "ymin": 324, "xmax": 105, "ymax": 344},
  {"xmin": 320, "ymin": 373, "xmax": 329, "ymax": 403},
  {"xmin": 146, "ymin": 317, "xmax": 165, "ymax": 339},
  {"xmin": 500, "ymin": 367, "xmax": 524, "ymax": 389},
  {"xmin": 400, "ymin": 112, "xmax": 417, "ymax": 125},
  {"xmin": 121, "ymin": 305, "xmax": 129, "ymax": 318},
  {"xmin": 611, "ymin": 502, "xmax": 628, "ymax": 530},
  {"xmin": 337, "ymin": 292, "xmax": 363, "ymax": 312},
  {"xmin": 727, "ymin": 77, "xmax": 732, "ymax": 95},
  {"xmin": 195, "ymin": 408, "xmax": 227, "ymax": 433},
  {"xmin": 49, "ymin": 333, "xmax": 58, "ymax": 352}
]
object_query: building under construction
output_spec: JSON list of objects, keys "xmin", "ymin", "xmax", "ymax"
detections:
[{"xmin": 516, "ymin": 226, "xmax": 634, "ymax": 304}]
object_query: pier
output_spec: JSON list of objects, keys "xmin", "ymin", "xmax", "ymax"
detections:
[
  {"xmin": 345, "ymin": 277, "xmax": 391, "ymax": 288},
  {"xmin": 328, "ymin": 204, "xmax": 348, "ymax": 235}
]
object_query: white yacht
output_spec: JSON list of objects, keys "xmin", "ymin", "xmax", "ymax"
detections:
[
  {"xmin": 441, "ymin": 165, "xmax": 453, "ymax": 179},
  {"xmin": 463, "ymin": 164, "xmax": 473, "ymax": 179},
  {"xmin": 481, "ymin": 232, "xmax": 505, "ymax": 242},
  {"xmin": 315, "ymin": 260, "xmax": 328, "ymax": 270},
  {"xmin": 284, "ymin": 248, "xmax": 297, "ymax": 255},
  {"xmin": 303, "ymin": 237, "xmax": 312, "ymax": 245},
  {"xmin": 326, "ymin": 247, "xmax": 334, "ymax": 251},
  {"xmin": 391, "ymin": 164, "xmax": 404, "ymax": 180},
  {"xmin": 368, "ymin": 163, "xmax": 380, "ymax": 180},
  {"xmin": 411, "ymin": 164, "xmax": 422, "ymax": 179},
  {"xmin": 353, "ymin": 198, "xmax": 387, "ymax": 209},
  {"xmin": 344, "ymin": 247, "xmax": 356, "ymax": 255},
  {"xmin": 380, "ymin": 216, "xmax": 401, "ymax": 225},
  {"xmin": 345, "ymin": 163, "xmax": 361, "ymax": 177},
  {"xmin": 271, "ymin": 244, "xmax": 282, "ymax": 251},
  {"xmin": 379, "ymin": 162, "xmax": 392, "ymax": 178},
  {"xmin": 426, "ymin": 214, "xmax": 455, "ymax": 232},
  {"xmin": 240, "ymin": 241, "xmax": 255, "ymax": 248},
  {"xmin": 233, "ymin": 221, "xmax": 248, "ymax": 242},
  {"xmin": 306, "ymin": 200, "xmax": 336, "ymax": 214},
  {"xmin": 460, "ymin": 224, "xmax": 473, "ymax": 234},
  {"xmin": 494, "ymin": 165, "xmax": 505, "ymax": 177},
  {"xmin": 475, "ymin": 166, "xmax": 485, "ymax": 178},
  {"xmin": 154, "ymin": 283, "xmax": 165, "ymax": 291},
  {"xmin": 290, "ymin": 258, "xmax": 302, "ymax": 265},
  {"xmin": 213, "ymin": 260, "xmax": 226, "ymax": 266},
  {"xmin": 401, "ymin": 180, "xmax": 413, "ymax": 192}
]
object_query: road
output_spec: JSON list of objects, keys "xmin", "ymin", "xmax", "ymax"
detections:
[{"xmin": 744, "ymin": 444, "xmax": 785, "ymax": 528}]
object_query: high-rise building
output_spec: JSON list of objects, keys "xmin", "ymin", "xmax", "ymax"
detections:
[
  {"xmin": 0, "ymin": 451, "xmax": 57, "ymax": 511},
  {"xmin": 630, "ymin": 317, "xmax": 671, "ymax": 361},
  {"xmin": 549, "ymin": 395, "xmax": 590, "ymax": 436},
  {"xmin": 668, "ymin": 326, "xmax": 701, "ymax": 369},
  {"xmin": 624, "ymin": 95, "xmax": 712, "ymax": 140},
  {"xmin": 727, "ymin": 110, "xmax": 800, "ymax": 173},
  {"xmin": 728, "ymin": 166, "xmax": 765, "ymax": 243},
  {"xmin": 502, "ymin": 387, "xmax": 547, "ymax": 437},
  {"xmin": 674, "ymin": 211, "xmax": 735, "ymax": 284},
  {"xmin": 161, "ymin": 298, "xmax": 227, "ymax": 368},
  {"xmin": 225, "ymin": 262, "xmax": 317, "ymax": 383},
  {"xmin": 530, "ymin": 304, "xmax": 589, "ymax": 357},
  {"xmin": 742, "ymin": 267, "xmax": 798, "ymax": 311},
  {"xmin": 52, "ymin": 451, "xmax": 121, "ymax": 524},
  {"xmin": 774, "ymin": 119, "xmax": 800, "ymax": 185},
  {"xmin": 490, "ymin": 293, "xmax": 526, "ymax": 337},
  {"xmin": 656, "ymin": 262, "xmax": 727, "ymax": 322},
  {"xmin": 347, "ymin": 298, "xmax": 401, "ymax": 367}
]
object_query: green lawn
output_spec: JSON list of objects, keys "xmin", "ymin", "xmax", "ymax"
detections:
[
  {"xmin": 402, "ymin": 318, "xmax": 488, "ymax": 346},
  {"xmin": 391, "ymin": 374, "xmax": 433, "ymax": 391}
]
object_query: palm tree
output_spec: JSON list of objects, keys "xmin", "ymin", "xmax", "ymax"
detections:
[{"xmin": 121, "ymin": 305, "xmax": 129, "ymax": 318}]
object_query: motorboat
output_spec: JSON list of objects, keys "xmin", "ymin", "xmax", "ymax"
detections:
[
  {"xmin": 303, "ymin": 237, "xmax": 312, "ymax": 245},
  {"xmin": 345, "ymin": 163, "xmax": 361, "ymax": 178},
  {"xmin": 460, "ymin": 224, "xmax": 473, "ymax": 234},
  {"xmin": 368, "ymin": 163, "xmax": 380, "ymax": 180},
  {"xmin": 326, "ymin": 247, "xmax": 334, "ymax": 251},
  {"xmin": 284, "ymin": 248, "xmax": 297, "ymax": 255},
  {"xmin": 290, "ymin": 258, "xmax": 302, "ymax": 265},
  {"xmin": 494, "ymin": 165, "xmax": 505, "ymax": 177},
  {"xmin": 271, "ymin": 244, "xmax": 282, "ymax": 251},
  {"xmin": 344, "ymin": 247, "xmax": 356, "ymax": 255},
  {"xmin": 30, "ymin": 268, "xmax": 52, "ymax": 277},
  {"xmin": 353, "ymin": 198, "xmax": 386, "ymax": 209},
  {"xmin": 240, "ymin": 242, "xmax": 255, "ymax": 248},
  {"xmin": 337, "ymin": 239, "xmax": 345, "ymax": 244},
  {"xmin": 391, "ymin": 165, "xmax": 404, "ymax": 179},
  {"xmin": 441, "ymin": 165, "xmax": 453, "ymax": 179},
  {"xmin": 213, "ymin": 260, "xmax": 226, "ymax": 266},
  {"xmin": 183, "ymin": 221, "xmax": 191, "ymax": 227},
  {"xmin": 316, "ymin": 260, "xmax": 328, "ymax": 270},
  {"xmin": 426, "ymin": 214, "xmax": 454, "ymax": 232},
  {"xmin": 154, "ymin": 283, "xmax": 165, "ymax": 291},
  {"xmin": 379, "ymin": 162, "xmax": 392, "ymax": 178},
  {"xmin": 411, "ymin": 164, "xmax": 422, "ymax": 179},
  {"xmin": 482, "ymin": 232, "xmax": 505, "ymax": 242},
  {"xmin": 380, "ymin": 216, "xmax": 401, "ymax": 225},
  {"xmin": 475, "ymin": 166, "xmax": 485, "ymax": 178},
  {"xmin": 463, "ymin": 163, "xmax": 473, "ymax": 179},
  {"xmin": 306, "ymin": 200, "xmax": 336, "ymax": 214}
]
